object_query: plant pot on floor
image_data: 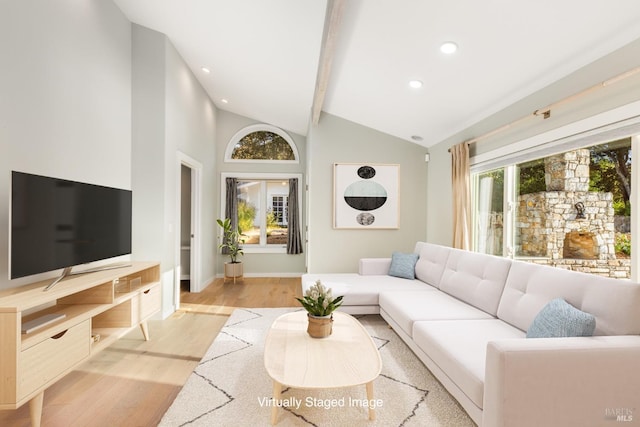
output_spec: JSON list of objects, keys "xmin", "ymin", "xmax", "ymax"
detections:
[{"xmin": 224, "ymin": 261, "xmax": 243, "ymax": 283}]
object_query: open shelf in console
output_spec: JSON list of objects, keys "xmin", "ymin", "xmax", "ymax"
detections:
[
  {"xmin": 20, "ymin": 303, "xmax": 105, "ymax": 351},
  {"xmin": 90, "ymin": 326, "xmax": 137, "ymax": 354}
]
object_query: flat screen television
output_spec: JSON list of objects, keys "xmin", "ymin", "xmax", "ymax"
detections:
[{"xmin": 10, "ymin": 171, "xmax": 132, "ymax": 285}]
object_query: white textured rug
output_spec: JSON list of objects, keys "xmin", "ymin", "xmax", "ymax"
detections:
[{"xmin": 160, "ymin": 308, "xmax": 475, "ymax": 426}]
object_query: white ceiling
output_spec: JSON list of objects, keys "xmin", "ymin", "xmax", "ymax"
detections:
[{"xmin": 113, "ymin": 0, "xmax": 640, "ymax": 147}]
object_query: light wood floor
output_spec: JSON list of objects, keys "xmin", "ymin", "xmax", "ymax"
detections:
[{"xmin": 0, "ymin": 277, "xmax": 302, "ymax": 427}]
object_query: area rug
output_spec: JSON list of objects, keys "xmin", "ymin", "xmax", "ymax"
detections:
[{"xmin": 159, "ymin": 308, "xmax": 476, "ymax": 427}]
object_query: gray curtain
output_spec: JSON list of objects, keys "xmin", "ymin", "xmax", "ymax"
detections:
[
  {"xmin": 223, "ymin": 177, "xmax": 238, "ymax": 254},
  {"xmin": 287, "ymin": 178, "xmax": 303, "ymax": 254}
]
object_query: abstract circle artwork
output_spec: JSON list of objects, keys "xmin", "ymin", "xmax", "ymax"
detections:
[
  {"xmin": 344, "ymin": 180, "xmax": 387, "ymax": 211},
  {"xmin": 356, "ymin": 212, "xmax": 375, "ymax": 226},
  {"xmin": 334, "ymin": 163, "xmax": 399, "ymax": 229},
  {"xmin": 357, "ymin": 165, "xmax": 376, "ymax": 179},
  {"xmin": 344, "ymin": 165, "xmax": 385, "ymax": 226}
]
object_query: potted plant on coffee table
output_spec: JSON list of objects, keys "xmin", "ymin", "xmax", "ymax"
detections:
[
  {"xmin": 217, "ymin": 217, "xmax": 246, "ymax": 283},
  {"xmin": 296, "ymin": 280, "xmax": 343, "ymax": 338}
]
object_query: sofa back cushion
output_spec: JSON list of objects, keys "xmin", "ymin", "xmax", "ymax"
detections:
[
  {"xmin": 438, "ymin": 248, "xmax": 512, "ymax": 316},
  {"xmin": 498, "ymin": 260, "xmax": 640, "ymax": 335},
  {"xmin": 413, "ymin": 242, "xmax": 451, "ymax": 287}
]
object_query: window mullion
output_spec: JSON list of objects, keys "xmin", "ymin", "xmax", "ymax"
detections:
[
  {"xmin": 259, "ymin": 181, "xmax": 266, "ymax": 245},
  {"xmin": 471, "ymin": 173, "xmax": 479, "ymax": 252},
  {"xmin": 503, "ymin": 165, "xmax": 516, "ymax": 259},
  {"xmin": 631, "ymin": 135, "xmax": 639, "ymax": 281}
]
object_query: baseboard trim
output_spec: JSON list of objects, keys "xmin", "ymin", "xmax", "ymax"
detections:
[{"xmin": 214, "ymin": 272, "xmax": 304, "ymax": 278}]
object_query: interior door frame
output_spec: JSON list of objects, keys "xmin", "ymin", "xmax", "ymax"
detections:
[{"xmin": 175, "ymin": 152, "xmax": 203, "ymax": 306}]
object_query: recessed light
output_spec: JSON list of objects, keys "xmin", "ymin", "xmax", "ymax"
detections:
[
  {"xmin": 440, "ymin": 41, "xmax": 458, "ymax": 54},
  {"xmin": 220, "ymin": 99, "xmax": 228, "ymax": 104},
  {"xmin": 409, "ymin": 80, "xmax": 423, "ymax": 89},
  {"xmin": 201, "ymin": 67, "xmax": 211, "ymax": 74}
]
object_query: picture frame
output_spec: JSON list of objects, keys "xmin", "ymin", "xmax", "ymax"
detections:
[{"xmin": 333, "ymin": 163, "xmax": 399, "ymax": 229}]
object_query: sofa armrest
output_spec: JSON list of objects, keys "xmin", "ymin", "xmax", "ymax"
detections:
[
  {"xmin": 484, "ymin": 336, "xmax": 640, "ymax": 427},
  {"xmin": 358, "ymin": 258, "xmax": 391, "ymax": 275}
]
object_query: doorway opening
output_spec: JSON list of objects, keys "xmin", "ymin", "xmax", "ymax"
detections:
[
  {"xmin": 180, "ymin": 164, "xmax": 193, "ymax": 291},
  {"xmin": 176, "ymin": 153, "xmax": 202, "ymax": 307}
]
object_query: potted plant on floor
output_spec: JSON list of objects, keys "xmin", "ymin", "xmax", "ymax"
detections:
[
  {"xmin": 296, "ymin": 280, "xmax": 343, "ymax": 338},
  {"xmin": 217, "ymin": 217, "xmax": 246, "ymax": 283}
]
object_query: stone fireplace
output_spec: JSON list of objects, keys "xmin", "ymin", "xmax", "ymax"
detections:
[{"xmin": 517, "ymin": 149, "xmax": 615, "ymax": 260}]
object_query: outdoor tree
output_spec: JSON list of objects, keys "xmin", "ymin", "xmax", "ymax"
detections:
[
  {"xmin": 518, "ymin": 159, "xmax": 546, "ymax": 195},
  {"xmin": 589, "ymin": 138, "xmax": 632, "ymax": 215},
  {"xmin": 237, "ymin": 200, "xmax": 256, "ymax": 233},
  {"xmin": 231, "ymin": 131, "xmax": 295, "ymax": 160}
]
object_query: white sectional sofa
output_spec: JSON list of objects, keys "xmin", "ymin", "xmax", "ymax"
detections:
[{"xmin": 301, "ymin": 242, "xmax": 640, "ymax": 426}]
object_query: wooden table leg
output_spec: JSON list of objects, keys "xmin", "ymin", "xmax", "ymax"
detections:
[
  {"xmin": 271, "ymin": 381, "xmax": 282, "ymax": 425},
  {"xmin": 29, "ymin": 391, "xmax": 44, "ymax": 427},
  {"xmin": 139, "ymin": 320, "xmax": 150, "ymax": 341},
  {"xmin": 366, "ymin": 381, "xmax": 375, "ymax": 420}
]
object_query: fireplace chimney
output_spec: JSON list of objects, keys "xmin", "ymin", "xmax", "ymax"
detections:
[{"xmin": 544, "ymin": 149, "xmax": 590, "ymax": 192}]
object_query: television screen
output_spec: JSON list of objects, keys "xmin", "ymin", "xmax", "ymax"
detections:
[{"xmin": 10, "ymin": 171, "xmax": 132, "ymax": 279}]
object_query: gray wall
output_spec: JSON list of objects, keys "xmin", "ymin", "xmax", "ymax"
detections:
[
  {"xmin": 132, "ymin": 25, "xmax": 217, "ymax": 316},
  {"xmin": 427, "ymin": 38, "xmax": 640, "ymax": 246},
  {"xmin": 131, "ymin": 25, "xmax": 166, "ymax": 289},
  {"xmin": 214, "ymin": 110, "xmax": 307, "ymax": 275},
  {"xmin": 0, "ymin": 0, "xmax": 132, "ymax": 289},
  {"xmin": 164, "ymin": 32, "xmax": 217, "ymax": 291},
  {"xmin": 307, "ymin": 113, "xmax": 428, "ymax": 273}
]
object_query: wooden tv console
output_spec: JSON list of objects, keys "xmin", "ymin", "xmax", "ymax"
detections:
[{"xmin": 0, "ymin": 262, "xmax": 161, "ymax": 427}]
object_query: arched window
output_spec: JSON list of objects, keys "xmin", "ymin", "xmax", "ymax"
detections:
[{"xmin": 225, "ymin": 124, "xmax": 299, "ymax": 163}]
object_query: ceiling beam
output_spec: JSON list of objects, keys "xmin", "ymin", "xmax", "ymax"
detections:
[{"xmin": 311, "ymin": 0, "xmax": 346, "ymax": 126}]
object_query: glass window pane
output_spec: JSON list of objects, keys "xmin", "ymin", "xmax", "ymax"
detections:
[
  {"xmin": 231, "ymin": 131, "xmax": 295, "ymax": 160},
  {"xmin": 473, "ymin": 137, "xmax": 632, "ymax": 279},
  {"xmin": 266, "ymin": 181, "xmax": 288, "ymax": 245},
  {"xmin": 237, "ymin": 180, "xmax": 261, "ymax": 245},
  {"xmin": 474, "ymin": 169, "xmax": 504, "ymax": 256},
  {"xmin": 513, "ymin": 139, "xmax": 631, "ymax": 278},
  {"xmin": 515, "ymin": 158, "xmax": 547, "ymax": 257},
  {"xmin": 590, "ymin": 139, "xmax": 631, "ymax": 264}
]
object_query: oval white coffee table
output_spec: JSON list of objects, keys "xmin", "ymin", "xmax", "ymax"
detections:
[{"xmin": 264, "ymin": 310, "xmax": 382, "ymax": 425}]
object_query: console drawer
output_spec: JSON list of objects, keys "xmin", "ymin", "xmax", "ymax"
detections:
[
  {"xmin": 133, "ymin": 284, "xmax": 161, "ymax": 323},
  {"xmin": 18, "ymin": 320, "xmax": 91, "ymax": 400}
]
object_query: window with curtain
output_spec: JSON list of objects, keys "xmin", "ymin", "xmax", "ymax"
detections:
[
  {"xmin": 221, "ymin": 173, "xmax": 303, "ymax": 254},
  {"xmin": 221, "ymin": 124, "xmax": 303, "ymax": 255},
  {"xmin": 236, "ymin": 179, "xmax": 289, "ymax": 246},
  {"xmin": 472, "ymin": 137, "xmax": 633, "ymax": 279}
]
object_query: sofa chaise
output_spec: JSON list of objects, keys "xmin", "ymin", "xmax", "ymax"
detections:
[{"xmin": 301, "ymin": 242, "xmax": 640, "ymax": 426}]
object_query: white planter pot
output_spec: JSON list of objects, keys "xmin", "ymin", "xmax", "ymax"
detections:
[{"xmin": 224, "ymin": 262, "xmax": 243, "ymax": 283}]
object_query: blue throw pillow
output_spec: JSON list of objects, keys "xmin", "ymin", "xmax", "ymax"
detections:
[
  {"xmin": 526, "ymin": 298, "xmax": 596, "ymax": 338},
  {"xmin": 388, "ymin": 251, "xmax": 419, "ymax": 279}
]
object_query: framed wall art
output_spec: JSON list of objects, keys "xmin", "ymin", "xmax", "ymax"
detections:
[{"xmin": 333, "ymin": 163, "xmax": 399, "ymax": 229}]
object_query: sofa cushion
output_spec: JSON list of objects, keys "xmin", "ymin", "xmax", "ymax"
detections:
[
  {"xmin": 497, "ymin": 260, "xmax": 640, "ymax": 335},
  {"xmin": 301, "ymin": 274, "xmax": 433, "ymax": 307},
  {"xmin": 358, "ymin": 258, "xmax": 391, "ymax": 275},
  {"xmin": 413, "ymin": 319, "xmax": 525, "ymax": 409},
  {"xmin": 438, "ymin": 248, "xmax": 512, "ymax": 316},
  {"xmin": 526, "ymin": 298, "xmax": 596, "ymax": 338},
  {"xmin": 388, "ymin": 251, "xmax": 419, "ymax": 279},
  {"xmin": 379, "ymin": 290, "xmax": 493, "ymax": 338},
  {"xmin": 414, "ymin": 242, "xmax": 451, "ymax": 287}
]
